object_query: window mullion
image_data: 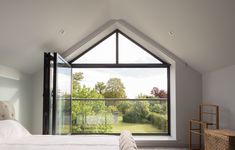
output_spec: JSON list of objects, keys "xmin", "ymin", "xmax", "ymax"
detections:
[{"xmin": 116, "ymin": 31, "xmax": 119, "ymax": 64}]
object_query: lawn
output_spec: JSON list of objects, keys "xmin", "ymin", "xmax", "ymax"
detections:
[
  {"xmin": 111, "ymin": 117, "xmax": 162, "ymax": 133},
  {"xmin": 71, "ymin": 116, "xmax": 166, "ymax": 134}
]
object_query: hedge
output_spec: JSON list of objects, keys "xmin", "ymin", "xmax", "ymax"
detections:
[{"xmin": 149, "ymin": 113, "xmax": 167, "ymax": 131}]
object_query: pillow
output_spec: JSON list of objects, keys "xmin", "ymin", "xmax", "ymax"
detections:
[
  {"xmin": 0, "ymin": 101, "xmax": 15, "ymax": 120},
  {"xmin": 119, "ymin": 130, "xmax": 137, "ymax": 150},
  {"xmin": 0, "ymin": 120, "xmax": 31, "ymax": 138}
]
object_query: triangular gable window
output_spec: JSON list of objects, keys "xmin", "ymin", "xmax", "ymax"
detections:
[
  {"xmin": 68, "ymin": 29, "xmax": 171, "ymax": 135},
  {"xmin": 118, "ymin": 33, "xmax": 162, "ymax": 64},
  {"xmin": 71, "ymin": 30, "xmax": 167, "ymax": 65},
  {"xmin": 72, "ymin": 33, "xmax": 116, "ymax": 64}
]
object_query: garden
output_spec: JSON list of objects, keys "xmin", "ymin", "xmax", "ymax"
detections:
[{"xmin": 71, "ymin": 72, "xmax": 168, "ymax": 134}]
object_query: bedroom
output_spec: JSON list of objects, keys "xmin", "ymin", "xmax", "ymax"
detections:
[{"xmin": 0, "ymin": 0, "xmax": 235, "ymax": 149}]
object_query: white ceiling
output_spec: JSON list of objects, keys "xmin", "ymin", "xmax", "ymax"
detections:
[{"xmin": 0, "ymin": 0, "xmax": 235, "ymax": 74}]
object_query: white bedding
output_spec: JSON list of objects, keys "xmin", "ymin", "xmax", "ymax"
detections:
[{"xmin": 0, "ymin": 135, "xmax": 119, "ymax": 150}]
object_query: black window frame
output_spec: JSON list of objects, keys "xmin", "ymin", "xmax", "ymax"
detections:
[{"xmin": 69, "ymin": 29, "xmax": 171, "ymax": 136}]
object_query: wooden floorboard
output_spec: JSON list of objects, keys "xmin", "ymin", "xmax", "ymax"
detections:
[{"xmin": 139, "ymin": 148, "xmax": 187, "ymax": 150}]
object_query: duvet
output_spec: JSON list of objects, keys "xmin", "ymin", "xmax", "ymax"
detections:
[
  {"xmin": 0, "ymin": 135, "xmax": 119, "ymax": 150},
  {"xmin": 0, "ymin": 120, "xmax": 137, "ymax": 150}
]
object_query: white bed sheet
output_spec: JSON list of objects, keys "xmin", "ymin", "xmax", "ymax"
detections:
[{"xmin": 0, "ymin": 135, "xmax": 119, "ymax": 150}]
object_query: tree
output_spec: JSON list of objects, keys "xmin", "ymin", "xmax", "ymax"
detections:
[
  {"xmin": 123, "ymin": 101, "xmax": 150, "ymax": 123},
  {"xmin": 72, "ymin": 84, "xmax": 109, "ymax": 133},
  {"xmin": 95, "ymin": 82, "xmax": 106, "ymax": 95},
  {"xmin": 72, "ymin": 72, "xmax": 84, "ymax": 98},
  {"xmin": 158, "ymin": 90, "xmax": 167, "ymax": 98},
  {"xmin": 151, "ymin": 87, "xmax": 159, "ymax": 97},
  {"xmin": 137, "ymin": 93, "xmax": 154, "ymax": 99},
  {"xmin": 104, "ymin": 78, "xmax": 126, "ymax": 98},
  {"xmin": 73, "ymin": 72, "xmax": 84, "ymax": 81},
  {"xmin": 72, "ymin": 72, "xmax": 113, "ymax": 133},
  {"xmin": 149, "ymin": 103, "xmax": 167, "ymax": 115},
  {"xmin": 151, "ymin": 87, "xmax": 167, "ymax": 98},
  {"xmin": 117, "ymin": 101, "xmax": 131, "ymax": 114}
]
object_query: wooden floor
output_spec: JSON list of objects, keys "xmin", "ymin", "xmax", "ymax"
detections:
[{"xmin": 139, "ymin": 148, "xmax": 187, "ymax": 150}]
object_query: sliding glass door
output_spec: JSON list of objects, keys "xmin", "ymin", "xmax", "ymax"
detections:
[
  {"xmin": 53, "ymin": 53, "xmax": 72, "ymax": 134},
  {"xmin": 43, "ymin": 53, "xmax": 72, "ymax": 135}
]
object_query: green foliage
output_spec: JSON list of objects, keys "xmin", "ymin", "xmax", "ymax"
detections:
[
  {"xmin": 123, "ymin": 101, "xmax": 150, "ymax": 123},
  {"xmin": 95, "ymin": 82, "xmax": 106, "ymax": 95},
  {"xmin": 123, "ymin": 110, "xmax": 140, "ymax": 123},
  {"xmin": 72, "ymin": 72, "xmax": 114, "ymax": 133},
  {"xmin": 72, "ymin": 112, "xmax": 113, "ymax": 133},
  {"xmin": 149, "ymin": 103, "xmax": 167, "ymax": 115},
  {"xmin": 72, "ymin": 72, "xmax": 84, "ymax": 98},
  {"xmin": 71, "ymin": 72, "xmax": 168, "ymax": 133},
  {"xmin": 107, "ymin": 105, "xmax": 118, "ymax": 113},
  {"xmin": 72, "ymin": 84, "xmax": 105, "ymax": 124},
  {"xmin": 133, "ymin": 101, "xmax": 150, "ymax": 119},
  {"xmin": 77, "ymin": 85, "xmax": 103, "ymax": 98},
  {"xmin": 72, "ymin": 99, "xmax": 113, "ymax": 133},
  {"xmin": 73, "ymin": 72, "xmax": 84, "ymax": 81},
  {"xmin": 104, "ymin": 78, "xmax": 126, "ymax": 98},
  {"xmin": 149, "ymin": 113, "xmax": 167, "ymax": 131},
  {"xmin": 137, "ymin": 93, "xmax": 154, "ymax": 99},
  {"xmin": 117, "ymin": 101, "xmax": 131, "ymax": 114},
  {"xmin": 73, "ymin": 124, "xmax": 113, "ymax": 133}
]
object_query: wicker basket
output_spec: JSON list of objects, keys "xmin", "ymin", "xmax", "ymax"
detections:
[{"xmin": 204, "ymin": 129, "xmax": 235, "ymax": 150}]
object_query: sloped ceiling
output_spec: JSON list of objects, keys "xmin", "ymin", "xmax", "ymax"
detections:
[
  {"xmin": 0, "ymin": 0, "xmax": 111, "ymax": 74},
  {"xmin": 0, "ymin": 0, "xmax": 235, "ymax": 74}
]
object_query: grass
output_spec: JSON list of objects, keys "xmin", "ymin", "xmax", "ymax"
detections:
[
  {"xmin": 111, "ymin": 117, "xmax": 162, "ymax": 133},
  {"xmin": 70, "ymin": 116, "xmax": 166, "ymax": 134}
]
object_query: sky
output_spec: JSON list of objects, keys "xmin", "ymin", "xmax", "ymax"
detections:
[
  {"xmin": 73, "ymin": 33, "xmax": 162, "ymax": 64},
  {"xmin": 58, "ymin": 32, "xmax": 168, "ymax": 98}
]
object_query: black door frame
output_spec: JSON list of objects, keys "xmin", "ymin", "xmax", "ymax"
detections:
[
  {"xmin": 43, "ymin": 53, "xmax": 52, "ymax": 134},
  {"xmin": 43, "ymin": 52, "xmax": 72, "ymax": 135}
]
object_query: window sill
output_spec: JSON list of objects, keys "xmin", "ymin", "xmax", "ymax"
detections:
[{"xmin": 134, "ymin": 135, "xmax": 176, "ymax": 141}]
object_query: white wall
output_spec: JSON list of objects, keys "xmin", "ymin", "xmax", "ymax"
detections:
[
  {"xmin": 0, "ymin": 65, "xmax": 33, "ymax": 132},
  {"xmin": 175, "ymin": 62, "xmax": 202, "ymax": 146},
  {"xmin": 136, "ymin": 62, "xmax": 202, "ymax": 147},
  {"xmin": 203, "ymin": 64, "xmax": 235, "ymax": 130},
  {"xmin": 31, "ymin": 70, "xmax": 43, "ymax": 134}
]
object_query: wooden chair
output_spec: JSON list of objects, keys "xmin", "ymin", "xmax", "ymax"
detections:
[{"xmin": 189, "ymin": 104, "xmax": 219, "ymax": 150}]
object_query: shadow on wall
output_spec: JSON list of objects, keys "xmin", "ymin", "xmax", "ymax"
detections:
[
  {"xmin": 219, "ymin": 106, "xmax": 230, "ymax": 129},
  {"xmin": 0, "ymin": 65, "xmax": 32, "ymax": 132}
]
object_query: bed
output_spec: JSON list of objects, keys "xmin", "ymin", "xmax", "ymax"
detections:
[{"xmin": 0, "ymin": 101, "xmax": 137, "ymax": 150}]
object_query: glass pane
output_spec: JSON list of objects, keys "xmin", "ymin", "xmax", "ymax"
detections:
[
  {"xmin": 49, "ymin": 59, "xmax": 54, "ymax": 134},
  {"xmin": 72, "ymin": 68, "xmax": 168, "ymax": 134},
  {"xmin": 118, "ymin": 33, "xmax": 162, "ymax": 63},
  {"xmin": 72, "ymin": 100, "xmax": 167, "ymax": 134},
  {"xmin": 73, "ymin": 34, "xmax": 116, "ymax": 64},
  {"xmin": 55, "ymin": 55, "xmax": 72, "ymax": 134}
]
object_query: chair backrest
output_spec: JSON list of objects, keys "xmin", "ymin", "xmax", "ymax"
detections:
[
  {"xmin": 199, "ymin": 104, "xmax": 219, "ymax": 129},
  {"xmin": 0, "ymin": 101, "xmax": 15, "ymax": 120}
]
